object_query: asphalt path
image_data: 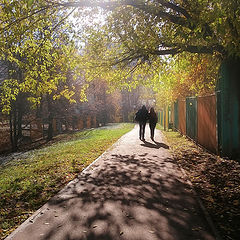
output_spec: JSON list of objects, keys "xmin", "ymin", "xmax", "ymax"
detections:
[{"xmin": 6, "ymin": 125, "xmax": 216, "ymax": 240}]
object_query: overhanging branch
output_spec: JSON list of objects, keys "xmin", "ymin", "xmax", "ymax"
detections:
[
  {"xmin": 151, "ymin": 44, "xmax": 225, "ymax": 56},
  {"xmin": 155, "ymin": 0, "xmax": 191, "ymax": 19},
  {"xmin": 151, "ymin": 48, "xmax": 181, "ymax": 55}
]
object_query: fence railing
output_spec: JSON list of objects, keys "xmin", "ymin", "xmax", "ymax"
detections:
[{"xmin": 0, "ymin": 115, "xmax": 99, "ymax": 152}]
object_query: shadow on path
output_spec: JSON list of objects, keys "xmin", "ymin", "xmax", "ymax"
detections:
[
  {"xmin": 8, "ymin": 128, "xmax": 214, "ymax": 240},
  {"xmin": 141, "ymin": 140, "xmax": 169, "ymax": 149},
  {"xmin": 37, "ymin": 153, "xmax": 214, "ymax": 240}
]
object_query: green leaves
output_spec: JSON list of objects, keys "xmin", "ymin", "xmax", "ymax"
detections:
[
  {"xmin": 1, "ymin": 0, "xmax": 239, "ymax": 114},
  {"xmin": 0, "ymin": 0, "xmax": 84, "ymax": 114},
  {"xmin": 27, "ymin": 0, "xmax": 34, "ymax": 7},
  {"xmin": 0, "ymin": 79, "xmax": 20, "ymax": 114}
]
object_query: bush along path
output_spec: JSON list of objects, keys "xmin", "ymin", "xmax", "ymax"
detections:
[
  {"xmin": 0, "ymin": 123, "xmax": 134, "ymax": 239},
  {"xmin": 163, "ymin": 130, "xmax": 240, "ymax": 240}
]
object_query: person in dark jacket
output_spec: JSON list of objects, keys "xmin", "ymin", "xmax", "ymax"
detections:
[
  {"xmin": 135, "ymin": 105, "xmax": 149, "ymax": 141},
  {"xmin": 149, "ymin": 107, "xmax": 158, "ymax": 141}
]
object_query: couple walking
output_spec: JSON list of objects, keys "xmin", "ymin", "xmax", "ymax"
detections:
[{"xmin": 135, "ymin": 105, "xmax": 158, "ymax": 141}]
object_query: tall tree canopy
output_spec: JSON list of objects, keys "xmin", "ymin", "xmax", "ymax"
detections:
[
  {"xmin": 16, "ymin": 1, "xmax": 239, "ymax": 56},
  {"xmin": 0, "ymin": 0, "xmax": 82, "ymax": 114},
  {"xmin": 1, "ymin": 0, "xmax": 239, "ymax": 107},
  {"xmin": 2, "ymin": 0, "xmax": 239, "ymax": 62},
  {"xmin": 58, "ymin": 0, "xmax": 239, "ymax": 93}
]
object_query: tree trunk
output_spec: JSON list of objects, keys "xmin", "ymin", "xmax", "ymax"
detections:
[
  {"xmin": 9, "ymin": 111, "xmax": 14, "ymax": 149},
  {"xmin": 47, "ymin": 96, "xmax": 54, "ymax": 141},
  {"xmin": 102, "ymin": 90, "xmax": 107, "ymax": 125},
  {"xmin": 17, "ymin": 103, "xmax": 23, "ymax": 139},
  {"xmin": 13, "ymin": 104, "xmax": 18, "ymax": 150},
  {"xmin": 9, "ymin": 104, "xmax": 18, "ymax": 151},
  {"xmin": 47, "ymin": 113, "xmax": 53, "ymax": 141}
]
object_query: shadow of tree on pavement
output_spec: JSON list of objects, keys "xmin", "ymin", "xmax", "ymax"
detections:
[{"xmin": 39, "ymin": 153, "xmax": 214, "ymax": 240}]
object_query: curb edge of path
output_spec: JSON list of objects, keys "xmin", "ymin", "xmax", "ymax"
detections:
[
  {"xmin": 160, "ymin": 129, "xmax": 222, "ymax": 240},
  {"xmin": 5, "ymin": 127, "xmax": 135, "ymax": 240},
  {"xmin": 81, "ymin": 125, "xmax": 136, "ymax": 174}
]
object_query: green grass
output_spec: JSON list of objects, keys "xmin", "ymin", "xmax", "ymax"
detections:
[
  {"xmin": 156, "ymin": 124, "xmax": 164, "ymax": 131},
  {"xmin": 0, "ymin": 123, "xmax": 134, "ymax": 239}
]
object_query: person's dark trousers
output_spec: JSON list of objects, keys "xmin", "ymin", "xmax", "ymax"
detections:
[
  {"xmin": 149, "ymin": 123, "xmax": 156, "ymax": 140},
  {"xmin": 139, "ymin": 121, "xmax": 146, "ymax": 140}
]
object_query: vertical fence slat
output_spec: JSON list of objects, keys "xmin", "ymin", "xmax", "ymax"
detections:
[
  {"xmin": 178, "ymin": 99, "xmax": 186, "ymax": 135},
  {"xmin": 186, "ymin": 97, "xmax": 197, "ymax": 141},
  {"xmin": 174, "ymin": 101, "xmax": 179, "ymax": 130},
  {"xmin": 165, "ymin": 105, "xmax": 169, "ymax": 130},
  {"xmin": 197, "ymin": 95, "xmax": 217, "ymax": 153},
  {"xmin": 217, "ymin": 59, "xmax": 240, "ymax": 158}
]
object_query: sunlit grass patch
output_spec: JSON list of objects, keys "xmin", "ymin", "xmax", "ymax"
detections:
[{"xmin": 0, "ymin": 123, "xmax": 134, "ymax": 239}]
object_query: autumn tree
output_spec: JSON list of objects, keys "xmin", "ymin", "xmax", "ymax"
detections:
[
  {"xmin": 3, "ymin": 0, "xmax": 238, "ymax": 73},
  {"xmin": 1, "ymin": 0, "xmax": 240, "ymax": 146},
  {"xmin": 146, "ymin": 52, "xmax": 221, "ymax": 109},
  {"xmin": 2, "ymin": 0, "xmax": 239, "ymax": 91},
  {"xmin": 57, "ymin": 0, "xmax": 239, "ymax": 103},
  {"xmin": 0, "ymin": 0, "xmax": 82, "ymax": 149}
]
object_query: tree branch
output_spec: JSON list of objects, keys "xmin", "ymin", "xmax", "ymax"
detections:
[
  {"xmin": 151, "ymin": 44, "xmax": 225, "ymax": 56},
  {"xmin": 55, "ymin": 1, "xmax": 191, "ymax": 29},
  {"xmin": 48, "ymin": 0, "xmax": 122, "ymax": 9},
  {"xmin": 155, "ymin": 0, "xmax": 191, "ymax": 19},
  {"xmin": 183, "ymin": 45, "xmax": 225, "ymax": 54},
  {"xmin": 152, "ymin": 9, "xmax": 190, "ymax": 28},
  {"xmin": 0, "ymin": 6, "xmax": 50, "ymax": 33},
  {"xmin": 151, "ymin": 48, "xmax": 181, "ymax": 55},
  {"xmin": 57, "ymin": 1, "xmax": 218, "ymax": 40}
]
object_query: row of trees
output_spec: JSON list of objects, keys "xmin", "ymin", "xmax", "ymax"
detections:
[
  {"xmin": 1, "ymin": 0, "xmax": 240, "ymax": 150},
  {"xmin": 0, "ymin": 1, "xmax": 138, "ymax": 151},
  {"xmin": 0, "ymin": 1, "xmax": 80, "ymax": 150},
  {"xmin": 61, "ymin": 0, "xmax": 239, "ymax": 108},
  {"xmin": 2, "ymin": 0, "xmax": 239, "ymax": 98}
]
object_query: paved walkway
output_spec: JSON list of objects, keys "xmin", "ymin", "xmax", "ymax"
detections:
[{"xmin": 7, "ymin": 125, "xmax": 215, "ymax": 240}]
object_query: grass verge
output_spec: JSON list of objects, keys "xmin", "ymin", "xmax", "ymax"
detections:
[
  {"xmin": 0, "ymin": 123, "xmax": 134, "ymax": 239},
  {"xmin": 161, "ymin": 127, "xmax": 240, "ymax": 240}
]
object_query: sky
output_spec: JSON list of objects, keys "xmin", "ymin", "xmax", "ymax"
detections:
[{"xmin": 68, "ymin": 6, "xmax": 108, "ymax": 48}]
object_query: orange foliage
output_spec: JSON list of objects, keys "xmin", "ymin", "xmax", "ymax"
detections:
[{"xmin": 172, "ymin": 55, "xmax": 220, "ymax": 100}]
